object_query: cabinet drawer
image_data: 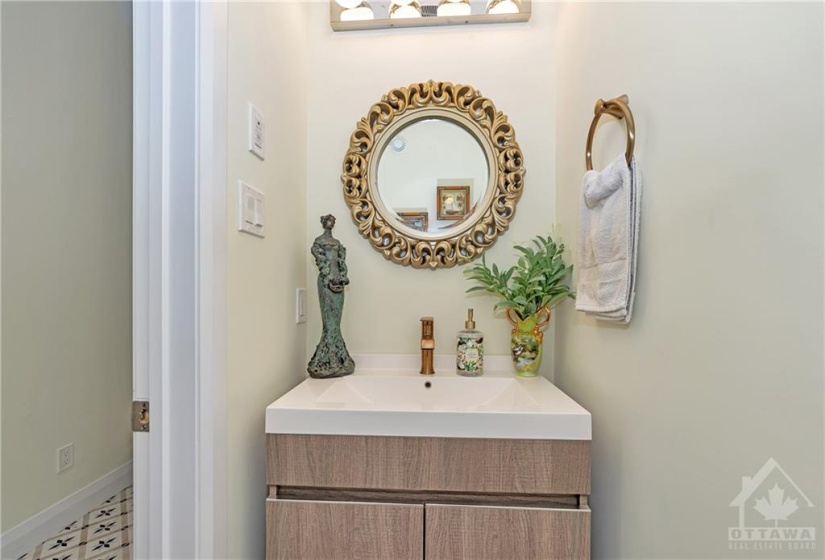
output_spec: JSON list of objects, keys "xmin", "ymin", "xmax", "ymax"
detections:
[
  {"xmin": 268, "ymin": 434, "xmax": 590, "ymax": 495},
  {"xmin": 425, "ymin": 503, "xmax": 590, "ymax": 560},
  {"xmin": 266, "ymin": 498, "xmax": 424, "ymax": 560}
]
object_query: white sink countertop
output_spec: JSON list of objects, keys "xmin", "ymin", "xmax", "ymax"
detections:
[{"xmin": 265, "ymin": 354, "xmax": 591, "ymax": 440}]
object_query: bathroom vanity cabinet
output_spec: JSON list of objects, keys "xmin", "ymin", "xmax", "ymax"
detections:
[{"xmin": 266, "ymin": 434, "xmax": 591, "ymax": 559}]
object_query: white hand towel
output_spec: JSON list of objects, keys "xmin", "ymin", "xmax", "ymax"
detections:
[{"xmin": 575, "ymin": 154, "xmax": 641, "ymax": 323}]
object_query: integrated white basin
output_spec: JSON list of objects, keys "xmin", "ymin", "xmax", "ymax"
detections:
[
  {"xmin": 265, "ymin": 355, "xmax": 591, "ymax": 440},
  {"xmin": 315, "ymin": 376, "xmax": 539, "ymax": 409}
]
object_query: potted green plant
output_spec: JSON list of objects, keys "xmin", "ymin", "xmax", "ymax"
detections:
[{"xmin": 464, "ymin": 234, "xmax": 575, "ymax": 377}]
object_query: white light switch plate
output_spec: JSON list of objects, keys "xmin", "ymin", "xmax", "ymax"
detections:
[
  {"xmin": 238, "ymin": 181, "xmax": 265, "ymax": 238},
  {"xmin": 248, "ymin": 103, "xmax": 265, "ymax": 160}
]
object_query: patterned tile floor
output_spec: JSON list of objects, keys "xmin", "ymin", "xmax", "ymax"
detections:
[{"xmin": 17, "ymin": 487, "xmax": 132, "ymax": 560}]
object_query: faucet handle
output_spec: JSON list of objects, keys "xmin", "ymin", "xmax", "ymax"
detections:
[{"xmin": 420, "ymin": 317, "xmax": 434, "ymax": 339}]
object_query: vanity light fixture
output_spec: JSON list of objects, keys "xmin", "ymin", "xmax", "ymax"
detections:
[
  {"xmin": 339, "ymin": 1, "xmax": 375, "ymax": 21},
  {"xmin": 330, "ymin": 0, "xmax": 530, "ymax": 31},
  {"xmin": 486, "ymin": 0, "xmax": 520, "ymax": 15},
  {"xmin": 389, "ymin": 0, "xmax": 423, "ymax": 19},
  {"xmin": 437, "ymin": 0, "xmax": 471, "ymax": 17}
]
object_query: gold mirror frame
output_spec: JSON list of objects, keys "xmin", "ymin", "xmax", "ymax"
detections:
[{"xmin": 341, "ymin": 80, "xmax": 525, "ymax": 269}]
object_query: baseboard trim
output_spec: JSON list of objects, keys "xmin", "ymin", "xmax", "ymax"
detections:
[{"xmin": 0, "ymin": 461, "xmax": 132, "ymax": 560}]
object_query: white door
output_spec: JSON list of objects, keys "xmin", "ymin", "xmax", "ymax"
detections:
[{"xmin": 132, "ymin": 1, "xmax": 227, "ymax": 558}]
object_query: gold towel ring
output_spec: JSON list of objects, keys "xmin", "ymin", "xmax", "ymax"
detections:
[{"xmin": 585, "ymin": 94, "xmax": 635, "ymax": 171}]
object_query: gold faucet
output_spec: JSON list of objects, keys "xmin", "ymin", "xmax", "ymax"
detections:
[{"xmin": 420, "ymin": 317, "xmax": 435, "ymax": 375}]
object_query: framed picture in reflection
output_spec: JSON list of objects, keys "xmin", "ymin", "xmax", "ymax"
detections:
[
  {"xmin": 436, "ymin": 185, "xmax": 470, "ymax": 221},
  {"xmin": 396, "ymin": 209, "xmax": 429, "ymax": 232}
]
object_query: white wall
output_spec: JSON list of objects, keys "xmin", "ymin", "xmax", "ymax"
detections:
[
  {"xmin": 554, "ymin": 3, "xmax": 824, "ymax": 558},
  {"xmin": 0, "ymin": 1, "xmax": 133, "ymax": 532},
  {"xmin": 307, "ymin": 2, "xmax": 560, "ymax": 376},
  {"xmin": 225, "ymin": 2, "xmax": 309, "ymax": 558}
]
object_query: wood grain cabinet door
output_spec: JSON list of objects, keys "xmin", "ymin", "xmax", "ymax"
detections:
[
  {"xmin": 266, "ymin": 499, "xmax": 424, "ymax": 560},
  {"xmin": 425, "ymin": 504, "xmax": 590, "ymax": 560}
]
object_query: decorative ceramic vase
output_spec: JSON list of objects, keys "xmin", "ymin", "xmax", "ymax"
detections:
[{"xmin": 506, "ymin": 307, "xmax": 551, "ymax": 377}]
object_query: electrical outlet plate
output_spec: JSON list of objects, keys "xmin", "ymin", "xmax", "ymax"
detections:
[
  {"xmin": 296, "ymin": 288, "xmax": 307, "ymax": 324},
  {"xmin": 57, "ymin": 443, "xmax": 74, "ymax": 473}
]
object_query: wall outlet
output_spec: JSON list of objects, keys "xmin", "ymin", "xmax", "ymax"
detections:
[
  {"xmin": 57, "ymin": 443, "xmax": 74, "ymax": 473},
  {"xmin": 296, "ymin": 288, "xmax": 307, "ymax": 324}
]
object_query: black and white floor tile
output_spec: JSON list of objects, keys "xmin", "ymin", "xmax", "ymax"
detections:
[{"xmin": 17, "ymin": 487, "xmax": 132, "ymax": 560}]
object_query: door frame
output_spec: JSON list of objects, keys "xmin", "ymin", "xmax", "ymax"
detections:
[
  {"xmin": 194, "ymin": 1, "xmax": 228, "ymax": 557},
  {"xmin": 132, "ymin": 1, "xmax": 228, "ymax": 558}
]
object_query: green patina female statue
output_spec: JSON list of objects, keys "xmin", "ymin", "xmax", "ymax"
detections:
[{"xmin": 307, "ymin": 214, "xmax": 355, "ymax": 378}]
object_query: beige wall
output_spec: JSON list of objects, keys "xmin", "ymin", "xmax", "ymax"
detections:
[
  {"xmin": 554, "ymin": 2, "xmax": 824, "ymax": 558},
  {"xmin": 225, "ymin": 2, "xmax": 309, "ymax": 558},
  {"xmin": 306, "ymin": 2, "xmax": 561, "ymax": 377},
  {"xmin": 0, "ymin": 1, "xmax": 133, "ymax": 532}
]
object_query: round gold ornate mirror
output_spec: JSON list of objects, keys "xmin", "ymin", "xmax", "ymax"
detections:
[{"xmin": 341, "ymin": 80, "xmax": 525, "ymax": 269}]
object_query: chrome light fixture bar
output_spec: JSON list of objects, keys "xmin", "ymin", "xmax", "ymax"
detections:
[{"xmin": 330, "ymin": 0, "xmax": 531, "ymax": 31}]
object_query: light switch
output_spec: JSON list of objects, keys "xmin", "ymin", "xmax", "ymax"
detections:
[
  {"xmin": 238, "ymin": 181, "xmax": 265, "ymax": 238},
  {"xmin": 248, "ymin": 103, "xmax": 265, "ymax": 160}
]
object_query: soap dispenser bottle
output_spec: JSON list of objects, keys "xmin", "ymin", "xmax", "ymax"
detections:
[{"xmin": 456, "ymin": 309, "xmax": 483, "ymax": 377}]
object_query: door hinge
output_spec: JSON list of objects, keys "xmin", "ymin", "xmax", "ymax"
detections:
[{"xmin": 132, "ymin": 400, "xmax": 150, "ymax": 432}]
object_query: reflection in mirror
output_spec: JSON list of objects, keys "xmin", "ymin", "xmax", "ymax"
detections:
[{"xmin": 377, "ymin": 119, "xmax": 488, "ymax": 235}]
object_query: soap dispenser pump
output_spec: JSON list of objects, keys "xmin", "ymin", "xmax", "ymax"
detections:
[{"xmin": 456, "ymin": 309, "xmax": 483, "ymax": 377}]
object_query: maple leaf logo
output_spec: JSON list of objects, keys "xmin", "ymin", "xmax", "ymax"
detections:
[{"xmin": 753, "ymin": 484, "xmax": 799, "ymax": 526}]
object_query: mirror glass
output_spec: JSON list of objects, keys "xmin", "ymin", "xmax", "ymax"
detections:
[{"xmin": 376, "ymin": 118, "xmax": 489, "ymax": 238}]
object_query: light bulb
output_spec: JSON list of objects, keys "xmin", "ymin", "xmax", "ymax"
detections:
[
  {"xmin": 437, "ymin": 0, "xmax": 471, "ymax": 17},
  {"xmin": 335, "ymin": 0, "xmax": 364, "ymax": 10},
  {"xmin": 340, "ymin": 3, "xmax": 375, "ymax": 21},
  {"xmin": 486, "ymin": 0, "xmax": 520, "ymax": 15},
  {"xmin": 389, "ymin": 0, "xmax": 422, "ymax": 19},
  {"xmin": 390, "ymin": 0, "xmax": 415, "ymax": 5}
]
